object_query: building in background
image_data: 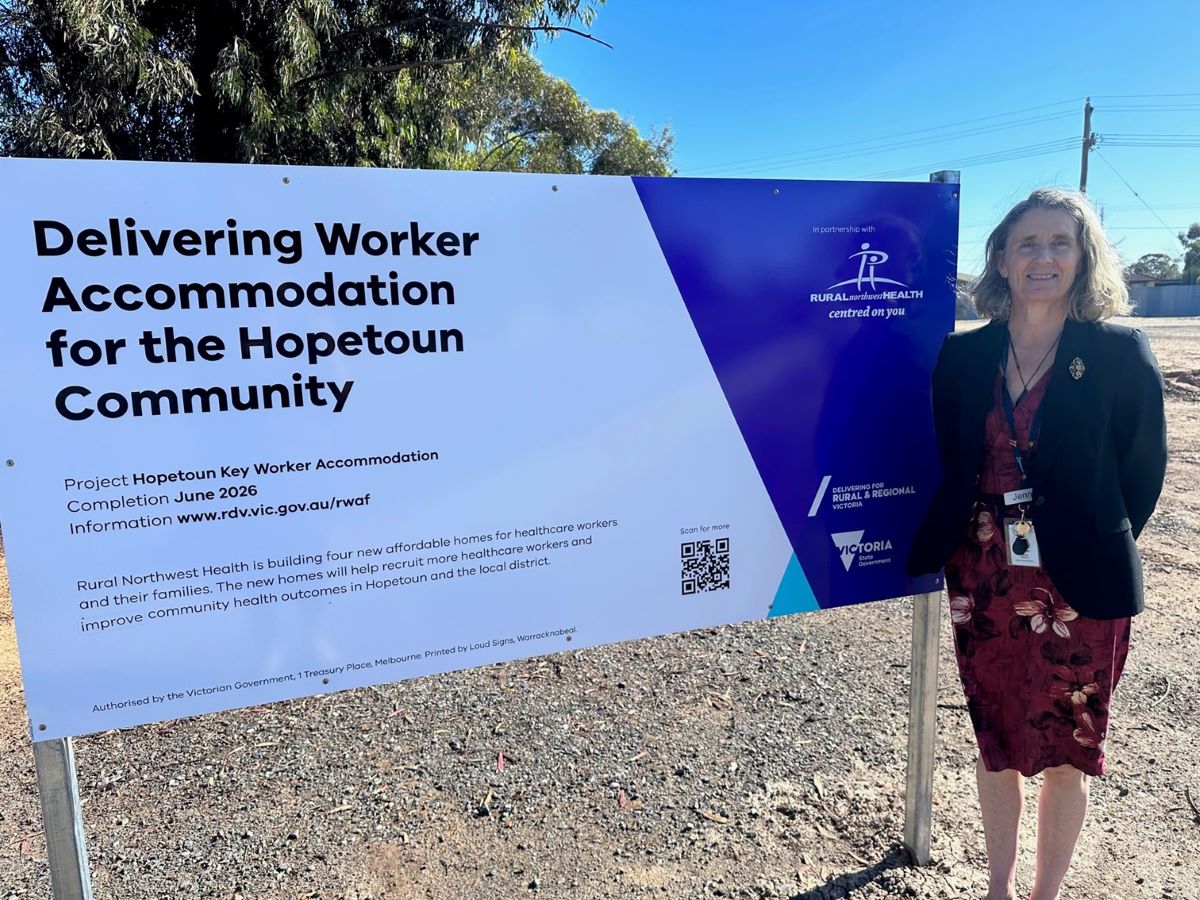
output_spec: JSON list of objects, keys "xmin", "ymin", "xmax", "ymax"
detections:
[{"xmin": 955, "ymin": 272, "xmax": 979, "ymax": 320}]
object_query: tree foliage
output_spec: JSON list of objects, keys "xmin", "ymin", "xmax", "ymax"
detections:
[
  {"xmin": 0, "ymin": 0, "xmax": 671, "ymax": 175},
  {"xmin": 1180, "ymin": 223, "xmax": 1200, "ymax": 285},
  {"xmin": 1125, "ymin": 252, "xmax": 1181, "ymax": 281},
  {"xmin": 451, "ymin": 53, "xmax": 671, "ymax": 175}
]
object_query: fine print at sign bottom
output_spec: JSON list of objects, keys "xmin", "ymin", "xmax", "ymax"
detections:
[
  {"xmin": 90, "ymin": 624, "xmax": 580, "ymax": 716},
  {"xmin": 74, "ymin": 520, "xmax": 617, "ymax": 635}
]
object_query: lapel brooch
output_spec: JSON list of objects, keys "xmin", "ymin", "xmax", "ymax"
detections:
[{"xmin": 1069, "ymin": 357, "xmax": 1085, "ymax": 380}]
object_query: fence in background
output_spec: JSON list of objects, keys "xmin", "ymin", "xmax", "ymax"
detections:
[{"xmin": 1130, "ymin": 284, "xmax": 1200, "ymax": 317}]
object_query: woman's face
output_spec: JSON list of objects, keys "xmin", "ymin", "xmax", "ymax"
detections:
[{"xmin": 998, "ymin": 208, "xmax": 1082, "ymax": 313}]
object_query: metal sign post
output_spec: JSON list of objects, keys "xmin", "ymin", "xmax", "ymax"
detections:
[
  {"xmin": 903, "ymin": 590, "xmax": 943, "ymax": 864},
  {"xmin": 32, "ymin": 738, "xmax": 94, "ymax": 899},
  {"xmin": 901, "ymin": 167, "xmax": 960, "ymax": 867}
]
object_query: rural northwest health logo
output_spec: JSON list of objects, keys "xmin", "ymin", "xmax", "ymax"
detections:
[
  {"xmin": 831, "ymin": 530, "xmax": 894, "ymax": 572},
  {"xmin": 829, "ymin": 244, "xmax": 906, "ymax": 291},
  {"xmin": 811, "ymin": 243, "xmax": 924, "ymax": 305}
]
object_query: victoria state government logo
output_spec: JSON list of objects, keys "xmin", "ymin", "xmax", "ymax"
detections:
[
  {"xmin": 811, "ymin": 243, "xmax": 924, "ymax": 303},
  {"xmin": 831, "ymin": 530, "xmax": 894, "ymax": 572}
]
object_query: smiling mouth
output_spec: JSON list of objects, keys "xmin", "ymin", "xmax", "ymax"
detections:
[{"xmin": 1028, "ymin": 274, "xmax": 1057, "ymax": 281}]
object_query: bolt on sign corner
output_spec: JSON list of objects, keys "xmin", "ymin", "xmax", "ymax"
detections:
[{"xmin": 0, "ymin": 159, "xmax": 957, "ymax": 740}]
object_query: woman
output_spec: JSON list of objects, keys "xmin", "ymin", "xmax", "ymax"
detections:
[{"xmin": 907, "ymin": 188, "xmax": 1167, "ymax": 900}]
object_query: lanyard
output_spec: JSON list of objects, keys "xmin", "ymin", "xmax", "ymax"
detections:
[{"xmin": 1000, "ymin": 341, "xmax": 1048, "ymax": 482}]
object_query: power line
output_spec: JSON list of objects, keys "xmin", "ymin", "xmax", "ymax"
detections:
[
  {"xmin": 1092, "ymin": 150, "xmax": 1180, "ymax": 242},
  {"xmin": 1095, "ymin": 127, "xmax": 1200, "ymax": 149},
  {"xmin": 690, "ymin": 112, "xmax": 1079, "ymax": 178},
  {"xmin": 1097, "ymin": 106, "xmax": 1200, "ymax": 112},
  {"xmin": 1101, "ymin": 202, "xmax": 1200, "ymax": 211},
  {"xmin": 678, "ymin": 96, "xmax": 1196, "ymax": 185},
  {"xmin": 1099, "ymin": 225, "xmax": 1196, "ymax": 230},
  {"xmin": 683, "ymin": 98, "xmax": 1081, "ymax": 176},
  {"xmin": 1103, "ymin": 133, "xmax": 1200, "ymax": 139},
  {"xmin": 1092, "ymin": 92, "xmax": 1200, "ymax": 99},
  {"xmin": 860, "ymin": 138, "xmax": 1078, "ymax": 180},
  {"xmin": 864, "ymin": 142, "xmax": 1077, "ymax": 180},
  {"xmin": 1100, "ymin": 137, "xmax": 1200, "ymax": 147},
  {"xmin": 685, "ymin": 101, "xmax": 1079, "ymax": 175},
  {"xmin": 864, "ymin": 105, "xmax": 1200, "ymax": 184},
  {"xmin": 685, "ymin": 113, "xmax": 1077, "ymax": 176}
]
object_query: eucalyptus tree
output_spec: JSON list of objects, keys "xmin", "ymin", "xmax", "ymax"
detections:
[
  {"xmin": 1181, "ymin": 224, "xmax": 1200, "ymax": 285},
  {"xmin": 1126, "ymin": 253, "xmax": 1182, "ymax": 281},
  {"xmin": 0, "ymin": 0, "xmax": 669, "ymax": 175},
  {"xmin": 452, "ymin": 53, "xmax": 672, "ymax": 176}
]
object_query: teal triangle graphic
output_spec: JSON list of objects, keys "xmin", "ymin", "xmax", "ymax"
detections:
[{"xmin": 768, "ymin": 554, "xmax": 819, "ymax": 618}]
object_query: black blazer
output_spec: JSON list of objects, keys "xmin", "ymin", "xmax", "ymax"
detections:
[{"xmin": 906, "ymin": 318, "xmax": 1167, "ymax": 619}]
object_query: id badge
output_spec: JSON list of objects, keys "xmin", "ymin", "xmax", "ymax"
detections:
[
  {"xmin": 1003, "ymin": 518, "xmax": 1041, "ymax": 568},
  {"xmin": 1003, "ymin": 488, "xmax": 1033, "ymax": 506}
]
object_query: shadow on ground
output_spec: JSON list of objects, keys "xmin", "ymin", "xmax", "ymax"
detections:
[{"xmin": 789, "ymin": 845, "xmax": 913, "ymax": 899}]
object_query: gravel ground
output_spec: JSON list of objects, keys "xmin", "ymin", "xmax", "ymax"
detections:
[{"xmin": 1, "ymin": 317, "xmax": 1198, "ymax": 900}]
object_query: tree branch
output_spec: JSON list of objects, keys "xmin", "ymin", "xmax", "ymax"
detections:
[
  {"xmin": 341, "ymin": 16, "xmax": 613, "ymax": 50},
  {"xmin": 477, "ymin": 126, "xmax": 543, "ymax": 170},
  {"xmin": 293, "ymin": 56, "xmax": 472, "ymax": 90}
]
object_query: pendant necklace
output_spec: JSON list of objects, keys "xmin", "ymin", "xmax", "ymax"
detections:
[{"xmin": 1007, "ymin": 328, "xmax": 1063, "ymax": 403}]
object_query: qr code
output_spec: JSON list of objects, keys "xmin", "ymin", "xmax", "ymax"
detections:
[{"xmin": 681, "ymin": 538, "xmax": 730, "ymax": 594}]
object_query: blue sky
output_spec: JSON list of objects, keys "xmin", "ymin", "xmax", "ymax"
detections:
[{"xmin": 537, "ymin": 1, "xmax": 1199, "ymax": 275}]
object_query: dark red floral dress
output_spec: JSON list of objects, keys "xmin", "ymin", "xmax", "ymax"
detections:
[{"xmin": 944, "ymin": 370, "xmax": 1131, "ymax": 777}]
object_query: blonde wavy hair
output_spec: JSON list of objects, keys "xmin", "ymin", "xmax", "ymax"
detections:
[{"xmin": 973, "ymin": 188, "xmax": 1130, "ymax": 321}]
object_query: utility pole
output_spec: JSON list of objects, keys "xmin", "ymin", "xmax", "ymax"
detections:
[{"xmin": 1079, "ymin": 97, "xmax": 1096, "ymax": 194}]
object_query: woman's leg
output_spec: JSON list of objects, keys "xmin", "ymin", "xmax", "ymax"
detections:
[
  {"xmin": 976, "ymin": 760, "xmax": 1023, "ymax": 900},
  {"xmin": 1028, "ymin": 764, "xmax": 1090, "ymax": 900}
]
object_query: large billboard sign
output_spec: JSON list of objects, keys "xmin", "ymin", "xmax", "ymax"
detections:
[{"xmin": 0, "ymin": 159, "xmax": 956, "ymax": 740}]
